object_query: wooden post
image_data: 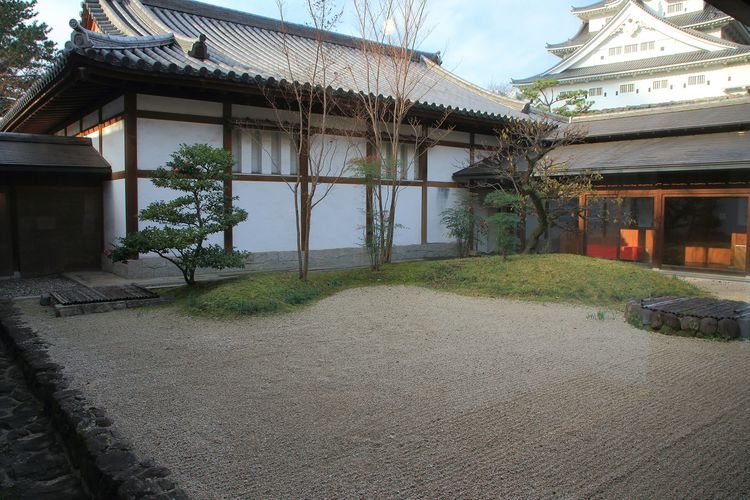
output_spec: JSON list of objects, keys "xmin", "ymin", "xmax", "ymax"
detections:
[
  {"xmin": 222, "ymin": 101, "xmax": 234, "ymax": 252},
  {"xmin": 365, "ymin": 141, "xmax": 374, "ymax": 247},
  {"xmin": 124, "ymin": 93, "xmax": 139, "ymax": 236},
  {"xmin": 8, "ymin": 186, "xmax": 21, "ymax": 276},
  {"xmin": 653, "ymin": 191, "xmax": 664, "ymax": 269},
  {"xmin": 578, "ymin": 194, "xmax": 587, "ymax": 256},
  {"xmin": 745, "ymin": 194, "xmax": 750, "ymax": 276},
  {"xmin": 299, "ymin": 134, "xmax": 309, "ymax": 251},
  {"xmin": 419, "ymin": 125, "xmax": 428, "ymax": 245}
]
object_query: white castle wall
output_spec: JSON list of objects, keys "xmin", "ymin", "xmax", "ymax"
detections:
[
  {"xmin": 554, "ymin": 63, "xmax": 750, "ymax": 110},
  {"xmin": 102, "ymin": 179, "xmax": 126, "ymax": 249}
]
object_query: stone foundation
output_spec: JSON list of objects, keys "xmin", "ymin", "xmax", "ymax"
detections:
[
  {"xmin": 103, "ymin": 243, "xmax": 459, "ymax": 280},
  {"xmin": 625, "ymin": 296, "xmax": 750, "ymax": 340}
]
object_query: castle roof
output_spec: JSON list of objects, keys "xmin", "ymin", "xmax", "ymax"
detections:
[{"xmin": 515, "ymin": 0, "xmax": 750, "ymax": 85}]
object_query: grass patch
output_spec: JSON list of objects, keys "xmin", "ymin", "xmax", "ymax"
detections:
[{"xmin": 171, "ymin": 254, "xmax": 709, "ymax": 318}]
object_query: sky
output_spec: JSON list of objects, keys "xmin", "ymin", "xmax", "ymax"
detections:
[{"xmin": 32, "ymin": 0, "xmax": 582, "ymax": 88}]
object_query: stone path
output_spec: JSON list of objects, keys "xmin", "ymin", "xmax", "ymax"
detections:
[{"xmin": 0, "ymin": 343, "xmax": 87, "ymax": 499}]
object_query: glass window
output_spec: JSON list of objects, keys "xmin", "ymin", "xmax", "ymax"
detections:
[
  {"xmin": 608, "ymin": 46, "xmax": 622, "ymax": 56},
  {"xmin": 653, "ymin": 79, "xmax": 669, "ymax": 90},
  {"xmin": 624, "ymin": 44, "xmax": 638, "ymax": 54},
  {"xmin": 586, "ymin": 197, "xmax": 654, "ymax": 264},
  {"xmin": 664, "ymin": 197, "xmax": 747, "ymax": 272},
  {"xmin": 589, "ymin": 87, "xmax": 603, "ymax": 97},
  {"xmin": 688, "ymin": 75, "xmax": 706, "ymax": 86},
  {"xmin": 620, "ymin": 83, "xmax": 635, "ymax": 93}
]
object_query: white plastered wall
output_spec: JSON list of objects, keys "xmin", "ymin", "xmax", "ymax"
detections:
[
  {"xmin": 101, "ymin": 121, "xmax": 125, "ymax": 171},
  {"xmin": 309, "ymin": 183, "xmax": 366, "ymax": 250},
  {"xmin": 310, "ymin": 135, "xmax": 367, "ymax": 179},
  {"xmin": 103, "ymin": 179, "xmax": 126, "ymax": 249},
  {"xmin": 392, "ymin": 186, "xmax": 422, "ymax": 246},
  {"xmin": 427, "ymin": 146, "xmax": 470, "ymax": 182},
  {"xmin": 137, "ymin": 119, "xmax": 223, "ymax": 169},
  {"xmin": 231, "ymin": 182, "xmax": 298, "ymax": 252},
  {"xmin": 427, "ymin": 187, "xmax": 464, "ymax": 243}
]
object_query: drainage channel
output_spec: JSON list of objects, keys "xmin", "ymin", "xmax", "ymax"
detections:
[{"xmin": 0, "ymin": 341, "xmax": 88, "ymax": 499}]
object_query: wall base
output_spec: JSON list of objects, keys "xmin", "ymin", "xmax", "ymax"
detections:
[{"xmin": 104, "ymin": 243, "xmax": 459, "ymax": 280}]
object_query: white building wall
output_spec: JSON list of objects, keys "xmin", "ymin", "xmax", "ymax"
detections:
[
  {"xmin": 137, "ymin": 119, "xmax": 223, "ymax": 169},
  {"xmin": 231, "ymin": 182, "xmax": 298, "ymax": 252},
  {"xmin": 101, "ymin": 121, "xmax": 125, "ymax": 172},
  {"xmin": 309, "ymin": 135, "xmax": 367, "ymax": 179},
  {"xmin": 427, "ymin": 187, "xmax": 463, "ymax": 243},
  {"xmin": 102, "ymin": 179, "xmax": 126, "ymax": 249},
  {"xmin": 102, "ymin": 96, "xmax": 124, "ymax": 120},
  {"xmin": 85, "ymin": 129, "xmax": 100, "ymax": 153},
  {"xmin": 393, "ymin": 186, "xmax": 422, "ymax": 246},
  {"xmin": 309, "ymin": 183, "xmax": 366, "ymax": 250},
  {"xmin": 427, "ymin": 146, "xmax": 470, "ymax": 182},
  {"xmin": 556, "ymin": 63, "xmax": 750, "ymax": 110}
]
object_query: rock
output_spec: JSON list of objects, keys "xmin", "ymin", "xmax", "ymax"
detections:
[
  {"xmin": 700, "ymin": 317, "xmax": 718, "ymax": 336},
  {"xmin": 639, "ymin": 308, "xmax": 653, "ymax": 327},
  {"xmin": 718, "ymin": 318, "xmax": 740, "ymax": 339},
  {"xmin": 679, "ymin": 316, "xmax": 700, "ymax": 332},
  {"xmin": 650, "ymin": 311, "xmax": 662, "ymax": 329},
  {"xmin": 738, "ymin": 318, "xmax": 750, "ymax": 340},
  {"xmin": 625, "ymin": 300, "xmax": 640, "ymax": 321},
  {"xmin": 663, "ymin": 313, "xmax": 681, "ymax": 330}
]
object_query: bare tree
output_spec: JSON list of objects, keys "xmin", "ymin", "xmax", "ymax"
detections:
[
  {"xmin": 348, "ymin": 0, "xmax": 448, "ymax": 269},
  {"xmin": 479, "ymin": 117, "xmax": 599, "ymax": 253},
  {"xmin": 236, "ymin": 0, "xmax": 359, "ymax": 281}
]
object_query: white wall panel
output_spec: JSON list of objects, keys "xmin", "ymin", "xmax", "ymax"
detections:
[
  {"xmin": 392, "ymin": 186, "xmax": 422, "ymax": 246},
  {"xmin": 82, "ymin": 110, "xmax": 99, "ymax": 131},
  {"xmin": 309, "ymin": 135, "xmax": 367, "ymax": 179},
  {"xmin": 427, "ymin": 146, "xmax": 470, "ymax": 182},
  {"xmin": 101, "ymin": 121, "xmax": 125, "ymax": 172},
  {"xmin": 137, "ymin": 94, "xmax": 222, "ymax": 117},
  {"xmin": 427, "ymin": 187, "xmax": 463, "ymax": 243},
  {"xmin": 231, "ymin": 182, "xmax": 298, "ymax": 252},
  {"xmin": 103, "ymin": 179, "xmax": 126, "ymax": 249},
  {"xmin": 137, "ymin": 119, "xmax": 223, "ymax": 170},
  {"xmin": 102, "ymin": 96, "xmax": 124, "ymax": 120},
  {"xmin": 85, "ymin": 130, "xmax": 100, "ymax": 153},
  {"xmin": 309, "ymin": 183, "xmax": 366, "ymax": 250}
]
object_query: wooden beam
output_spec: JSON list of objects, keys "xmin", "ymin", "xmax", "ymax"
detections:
[
  {"xmin": 223, "ymin": 101, "xmax": 234, "ymax": 252},
  {"xmin": 136, "ymin": 110, "xmax": 224, "ymax": 125},
  {"xmin": 124, "ymin": 93, "xmax": 139, "ymax": 236}
]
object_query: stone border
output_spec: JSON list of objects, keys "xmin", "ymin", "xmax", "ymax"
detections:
[
  {"xmin": 0, "ymin": 300, "xmax": 188, "ymax": 499},
  {"xmin": 625, "ymin": 298, "xmax": 750, "ymax": 340}
]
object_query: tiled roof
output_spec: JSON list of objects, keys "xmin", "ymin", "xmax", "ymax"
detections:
[
  {"xmin": 0, "ymin": 133, "xmax": 111, "ymax": 173},
  {"xmin": 549, "ymin": 130, "xmax": 750, "ymax": 173},
  {"xmin": 513, "ymin": 46, "xmax": 750, "ymax": 84},
  {"xmin": 571, "ymin": 0, "xmax": 626, "ymax": 15},
  {"xmin": 572, "ymin": 97, "xmax": 750, "ymax": 138},
  {"xmin": 667, "ymin": 5, "xmax": 732, "ymax": 28},
  {"xmin": 547, "ymin": 23, "xmax": 596, "ymax": 51},
  {"xmin": 0, "ymin": 0, "xmax": 527, "ymax": 131}
]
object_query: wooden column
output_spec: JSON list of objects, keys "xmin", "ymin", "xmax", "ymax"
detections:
[
  {"xmin": 8, "ymin": 186, "xmax": 21, "ymax": 276},
  {"xmin": 745, "ymin": 194, "xmax": 750, "ymax": 276},
  {"xmin": 652, "ymin": 190, "xmax": 665, "ymax": 269},
  {"xmin": 222, "ymin": 101, "xmax": 234, "ymax": 252},
  {"xmin": 419, "ymin": 125, "xmax": 429, "ymax": 245},
  {"xmin": 124, "ymin": 93, "xmax": 139, "ymax": 236},
  {"xmin": 578, "ymin": 194, "xmax": 587, "ymax": 256},
  {"xmin": 299, "ymin": 134, "xmax": 310, "ymax": 251},
  {"xmin": 365, "ymin": 141, "xmax": 375, "ymax": 247}
]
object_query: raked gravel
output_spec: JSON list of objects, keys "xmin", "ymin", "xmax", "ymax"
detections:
[{"xmin": 17, "ymin": 286, "xmax": 750, "ymax": 498}]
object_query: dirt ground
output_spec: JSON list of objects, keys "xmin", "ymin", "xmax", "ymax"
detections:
[{"xmin": 18, "ymin": 286, "xmax": 750, "ymax": 498}]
